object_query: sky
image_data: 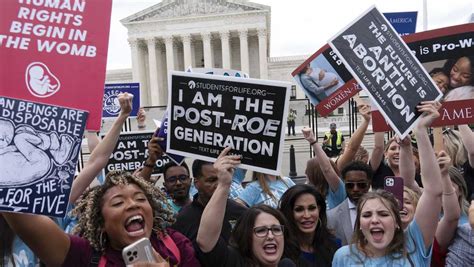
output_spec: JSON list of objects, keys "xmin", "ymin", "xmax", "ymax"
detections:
[{"xmin": 106, "ymin": 0, "xmax": 473, "ymax": 70}]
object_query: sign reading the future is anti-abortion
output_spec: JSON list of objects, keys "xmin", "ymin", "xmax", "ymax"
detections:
[
  {"xmin": 1, "ymin": 0, "xmax": 112, "ymax": 130},
  {"xmin": 167, "ymin": 71, "xmax": 291, "ymax": 175},
  {"xmin": 103, "ymin": 83, "xmax": 140, "ymax": 118},
  {"xmin": 0, "ymin": 96, "xmax": 87, "ymax": 217},
  {"xmin": 329, "ymin": 6, "xmax": 442, "ymax": 138}
]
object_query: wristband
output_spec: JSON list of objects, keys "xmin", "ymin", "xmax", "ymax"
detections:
[{"xmin": 310, "ymin": 140, "xmax": 317, "ymax": 146}]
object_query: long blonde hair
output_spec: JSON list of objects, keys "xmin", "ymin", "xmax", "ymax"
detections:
[{"xmin": 253, "ymin": 172, "xmax": 288, "ymax": 204}]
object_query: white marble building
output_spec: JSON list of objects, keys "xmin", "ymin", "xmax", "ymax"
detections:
[{"xmin": 106, "ymin": 0, "xmax": 309, "ymax": 107}]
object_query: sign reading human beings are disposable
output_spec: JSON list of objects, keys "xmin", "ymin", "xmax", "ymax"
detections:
[
  {"xmin": 1, "ymin": 0, "xmax": 112, "ymax": 130},
  {"xmin": 0, "ymin": 96, "xmax": 87, "ymax": 217},
  {"xmin": 167, "ymin": 71, "xmax": 291, "ymax": 175},
  {"xmin": 329, "ymin": 6, "xmax": 442, "ymax": 138}
]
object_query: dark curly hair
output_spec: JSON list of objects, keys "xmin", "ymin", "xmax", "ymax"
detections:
[{"xmin": 71, "ymin": 170, "xmax": 174, "ymax": 251}]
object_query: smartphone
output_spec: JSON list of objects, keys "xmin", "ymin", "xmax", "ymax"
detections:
[
  {"xmin": 122, "ymin": 238, "xmax": 156, "ymax": 265},
  {"xmin": 384, "ymin": 176, "xmax": 404, "ymax": 210}
]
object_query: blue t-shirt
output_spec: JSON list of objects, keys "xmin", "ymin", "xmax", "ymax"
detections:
[
  {"xmin": 237, "ymin": 177, "xmax": 295, "ymax": 208},
  {"xmin": 3, "ymin": 236, "xmax": 39, "ymax": 267},
  {"xmin": 332, "ymin": 219, "xmax": 432, "ymax": 266},
  {"xmin": 229, "ymin": 168, "xmax": 246, "ymax": 200},
  {"xmin": 326, "ymin": 178, "xmax": 346, "ymax": 210}
]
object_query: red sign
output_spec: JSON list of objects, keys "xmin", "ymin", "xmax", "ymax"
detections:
[{"xmin": 0, "ymin": 0, "xmax": 112, "ymax": 130}]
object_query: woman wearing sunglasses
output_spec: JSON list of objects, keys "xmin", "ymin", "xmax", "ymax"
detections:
[{"xmin": 197, "ymin": 148, "xmax": 297, "ymax": 266}]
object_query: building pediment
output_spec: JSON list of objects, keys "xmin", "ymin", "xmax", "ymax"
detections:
[{"xmin": 121, "ymin": 0, "xmax": 269, "ymax": 24}]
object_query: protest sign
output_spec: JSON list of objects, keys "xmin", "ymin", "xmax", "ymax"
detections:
[
  {"xmin": 102, "ymin": 131, "xmax": 172, "ymax": 176},
  {"xmin": 167, "ymin": 71, "xmax": 291, "ymax": 175},
  {"xmin": 371, "ymin": 23, "xmax": 474, "ymax": 131},
  {"xmin": 329, "ymin": 6, "xmax": 442, "ymax": 138},
  {"xmin": 383, "ymin": 12, "xmax": 417, "ymax": 36},
  {"xmin": 187, "ymin": 67, "xmax": 250, "ymax": 78},
  {"xmin": 292, "ymin": 44, "xmax": 361, "ymax": 116},
  {"xmin": 103, "ymin": 83, "xmax": 140, "ymax": 118},
  {"xmin": 156, "ymin": 112, "xmax": 185, "ymax": 165},
  {"xmin": 1, "ymin": 0, "xmax": 112, "ymax": 130},
  {"xmin": 0, "ymin": 96, "xmax": 87, "ymax": 217}
]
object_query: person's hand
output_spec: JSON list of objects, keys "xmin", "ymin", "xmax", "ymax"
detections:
[
  {"xmin": 329, "ymin": 78, "xmax": 338, "ymax": 87},
  {"xmin": 469, "ymin": 200, "xmax": 474, "ymax": 229},
  {"xmin": 132, "ymin": 248, "xmax": 169, "ymax": 267},
  {"xmin": 146, "ymin": 136, "xmax": 164, "ymax": 163},
  {"xmin": 318, "ymin": 69, "xmax": 325, "ymax": 81},
  {"xmin": 301, "ymin": 127, "xmax": 316, "ymax": 144},
  {"xmin": 395, "ymin": 135, "xmax": 411, "ymax": 148},
  {"xmin": 436, "ymin": 150, "xmax": 451, "ymax": 177},
  {"xmin": 213, "ymin": 147, "xmax": 241, "ymax": 186},
  {"xmin": 137, "ymin": 108, "xmax": 146, "ymax": 128},
  {"xmin": 118, "ymin": 92, "xmax": 133, "ymax": 116},
  {"xmin": 358, "ymin": 104, "xmax": 371, "ymax": 122},
  {"xmin": 416, "ymin": 101, "xmax": 441, "ymax": 129}
]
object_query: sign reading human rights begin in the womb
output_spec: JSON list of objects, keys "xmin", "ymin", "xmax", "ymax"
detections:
[{"xmin": 0, "ymin": 0, "xmax": 112, "ymax": 130}]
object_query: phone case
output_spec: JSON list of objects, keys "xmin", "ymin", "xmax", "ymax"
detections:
[
  {"xmin": 384, "ymin": 176, "xmax": 404, "ymax": 210},
  {"xmin": 122, "ymin": 238, "xmax": 156, "ymax": 264}
]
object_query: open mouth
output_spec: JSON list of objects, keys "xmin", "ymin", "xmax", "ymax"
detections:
[
  {"xmin": 399, "ymin": 209, "xmax": 408, "ymax": 218},
  {"xmin": 370, "ymin": 228, "xmax": 384, "ymax": 242},
  {"xmin": 263, "ymin": 243, "xmax": 278, "ymax": 255},
  {"xmin": 300, "ymin": 221, "xmax": 315, "ymax": 229},
  {"xmin": 124, "ymin": 214, "xmax": 145, "ymax": 236}
]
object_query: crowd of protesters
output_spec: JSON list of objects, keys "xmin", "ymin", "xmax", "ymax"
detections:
[{"xmin": 1, "ymin": 92, "xmax": 474, "ymax": 267}]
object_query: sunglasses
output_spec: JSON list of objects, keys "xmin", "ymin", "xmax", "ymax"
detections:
[
  {"xmin": 165, "ymin": 174, "xmax": 189, "ymax": 184},
  {"xmin": 345, "ymin": 181, "xmax": 369, "ymax": 190},
  {"xmin": 253, "ymin": 225, "xmax": 284, "ymax": 238}
]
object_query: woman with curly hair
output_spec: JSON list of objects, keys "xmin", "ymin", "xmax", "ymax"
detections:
[
  {"xmin": 279, "ymin": 184, "xmax": 339, "ymax": 266},
  {"xmin": 2, "ymin": 170, "xmax": 200, "ymax": 266}
]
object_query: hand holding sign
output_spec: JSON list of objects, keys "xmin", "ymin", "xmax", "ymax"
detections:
[
  {"xmin": 147, "ymin": 136, "xmax": 164, "ymax": 164},
  {"xmin": 118, "ymin": 93, "xmax": 133, "ymax": 116},
  {"xmin": 416, "ymin": 101, "xmax": 442, "ymax": 129},
  {"xmin": 358, "ymin": 104, "xmax": 371, "ymax": 122},
  {"xmin": 436, "ymin": 150, "xmax": 451, "ymax": 177},
  {"xmin": 213, "ymin": 147, "xmax": 241, "ymax": 186}
]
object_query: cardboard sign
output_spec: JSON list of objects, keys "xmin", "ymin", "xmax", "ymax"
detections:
[
  {"xmin": 102, "ymin": 131, "xmax": 173, "ymax": 176},
  {"xmin": 0, "ymin": 0, "xmax": 113, "ymax": 130},
  {"xmin": 329, "ymin": 6, "xmax": 442, "ymax": 138},
  {"xmin": 103, "ymin": 83, "xmax": 140, "ymax": 118},
  {"xmin": 0, "ymin": 96, "xmax": 87, "ymax": 217},
  {"xmin": 372, "ymin": 23, "xmax": 474, "ymax": 131},
  {"xmin": 383, "ymin": 11, "xmax": 417, "ymax": 36},
  {"xmin": 167, "ymin": 71, "xmax": 291, "ymax": 175}
]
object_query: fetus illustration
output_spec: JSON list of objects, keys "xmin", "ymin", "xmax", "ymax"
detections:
[
  {"xmin": 25, "ymin": 62, "xmax": 61, "ymax": 98},
  {"xmin": 0, "ymin": 119, "xmax": 73, "ymax": 186}
]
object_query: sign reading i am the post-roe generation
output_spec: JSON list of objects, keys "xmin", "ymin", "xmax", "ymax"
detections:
[
  {"xmin": 329, "ymin": 6, "xmax": 442, "ymax": 138},
  {"xmin": 167, "ymin": 71, "xmax": 291, "ymax": 175}
]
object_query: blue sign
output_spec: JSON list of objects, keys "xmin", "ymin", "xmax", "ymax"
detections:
[
  {"xmin": 103, "ymin": 83, "xmax": 140, "ymax": 118},
  {"xmin": 383, "ymin": 11, "xmax": 417, "ymax": 36},
  {"xmin": 157, "ymin": 112, "xmax": 185, "ymax": 165}
]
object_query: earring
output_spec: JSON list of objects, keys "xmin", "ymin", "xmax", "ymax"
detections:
[{"xmin": 99, "ymin": 231, "xmax": 107, "ymax": 248}]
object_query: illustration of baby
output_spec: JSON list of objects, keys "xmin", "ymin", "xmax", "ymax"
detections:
[
  {"xmin": 0, "ymin": 119, "xmax": 74, "ymax": 186},
  {"xmin": 28, "ymin": 65, "xmax": 58, "ymax": 96},
  {"xmin": 310, "ymin": 67, "xmax": 343, "ymax": 95}
]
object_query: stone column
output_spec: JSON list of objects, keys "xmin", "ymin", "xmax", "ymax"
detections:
[
  {"xmin": 220, "ymin": 30, "xmax": 231, "ymax": 69},
  {"xmin": 182, "ymin": 34, "xmax": 193, "ymax": 69},
  {"xmin": 257, "ymin": 28, "xmax": 268, "ymax": 79},
  {"xmin": 146, "ymin": 37, "xmax": 160, "ymax": 105},
  {"xmin": 128, "ymin": 38, "xmax": 140, "ymax": 82},
  {"xmin": 238, "ymin": 29, "xmax": 249, "ymax": 74},
  {"xmin": 202, "ymin": 32, "xmax": 213, "ymax": 68},
  {"xmin": 164, "ymin": 35, "xmax": 175, "ymax": 72}
]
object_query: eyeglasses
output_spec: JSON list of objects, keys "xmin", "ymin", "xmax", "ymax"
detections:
[
  {"xmin": 345, "ymin": 181, "xmax": 369, "ymax": 190},
  {"xmin": 253, "ymin": 225, "xmax": 284, "ymax": 238},
  {"xmin": 165, "ymin": 174, "xmax": 189, "ymax": 184},
  {"xmin": 442, "ymin": 128, "xmax": 452, "ymax": 135}
]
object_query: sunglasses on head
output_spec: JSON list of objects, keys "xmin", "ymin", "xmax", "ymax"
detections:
[
  {"xmin": 165, "ymin": 174, "xmax": 189, "ymax": 184},
  {"xmin": 345, "ymin": 181, "xmax": 369, "ymax": 189}
]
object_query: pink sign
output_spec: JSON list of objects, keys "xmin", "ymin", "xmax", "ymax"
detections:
[{"xmin": 0, "ymin": 0, "xmax": 112, "ymax": 130}]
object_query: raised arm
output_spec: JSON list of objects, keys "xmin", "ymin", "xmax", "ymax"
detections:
[
  {"xmin": 398, "ymin": 135, "xmax": 420, "ymax": 193},
  {"xmin": 414, "ymin": 101, "xmax": 443, "ymax": 248},
  {"xmin": 196, "ymin": 147, "xmax": 241, "ymax": 252},
  {"xmin": 84, "ymin": 131, "xmax": 100, "ymax": 154},
  {"xmin": 435, "ymin": 151, "xmax": 461, "ymax": 250},
  {"xmin": 337, "ymin": 104, "xmax": 371, "ymax": 170},
  {"xmin": 370, "ymin": 131, "xmax": 385, "ymax": 171},
  {"xmin": 69, "ymin": 93, "xmax": 133, "ymax": 203},
  {"xmin": 139, "ymin": 136, "xmax": 163, "ymax": 182},
  {"xmin": 302, "ymin": 127, "xmax": 341, "ymax": 192},
  {"xmin": 1, "ymin": 212, "xmax": 70, "ymax": 266},
  {"xmin": 459, "ymin": 124, "xmax": 474, "ymax": 167}
]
